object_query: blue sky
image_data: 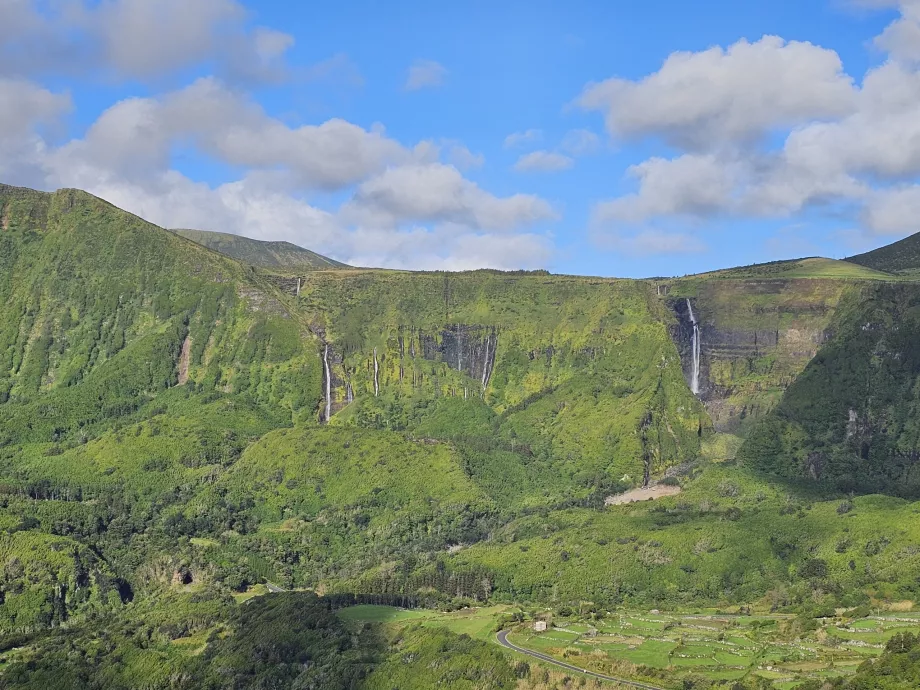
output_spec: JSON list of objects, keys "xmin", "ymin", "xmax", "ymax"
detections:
[{"xmin": 2, "ymin": 0, "xmax": 919, "ymax": 277}]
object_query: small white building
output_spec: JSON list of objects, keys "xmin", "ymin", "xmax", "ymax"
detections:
[{"xmin": 533, "ymin": 620, "xmax": 547, "ymax": 632}]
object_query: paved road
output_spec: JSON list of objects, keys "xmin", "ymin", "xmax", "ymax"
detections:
[
  {"xmin": 496, "ymin": 630, "xmax": 665, "ymax": 690},
  {"xmin": 265, "ymin": 582, "xmax": 286, "ymax": 593}
]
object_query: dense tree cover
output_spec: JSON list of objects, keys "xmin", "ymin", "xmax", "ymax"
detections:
[{"xmin": 0, "ymin": 590, "xmax": 514, "ymax": 690}]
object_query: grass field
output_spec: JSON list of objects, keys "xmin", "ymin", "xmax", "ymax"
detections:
[{"xmin": 339, "ymin": 605, "xmax": 920, "ymax": 688}]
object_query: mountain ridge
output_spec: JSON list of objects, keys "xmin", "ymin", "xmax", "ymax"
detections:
[{"xmin": 171, "ymin": 227, "xmax": 350, "ymax": 272}]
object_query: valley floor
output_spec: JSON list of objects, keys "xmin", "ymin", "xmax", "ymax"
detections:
[{"xmin": 338, "ymin": 604, "xmax": 920, "ymax": 689}]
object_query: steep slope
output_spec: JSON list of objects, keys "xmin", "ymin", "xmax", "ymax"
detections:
[
  {"xmin": 0, "ymin": 183, "xmax": 323, "ymax": 437},
  {"xmin": 740, "ymin": 282, "xmax": 920, "ymax": 495},
  {"xmin": 0, "ymin": 183, "xmax": 324, "ymax": 626},
  {"xmin": 295, "ymin": 269, "xmax": 708, "ymax": 486},
  {"xmin": 848, "ymin": 231, "xmax": 920, "ymax": 275},
  {"xmin": 172, "ymin": 228, "xmax": 349, "ymax": 271}
]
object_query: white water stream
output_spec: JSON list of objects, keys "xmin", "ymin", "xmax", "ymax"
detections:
[{"xmin": 686, "ymin": 299, "xmax": 701, "ymax": 396}]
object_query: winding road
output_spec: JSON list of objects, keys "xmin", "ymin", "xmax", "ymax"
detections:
[{"xmin": 496, "ymin": 630, "xmax": 665, "ymax": 690}]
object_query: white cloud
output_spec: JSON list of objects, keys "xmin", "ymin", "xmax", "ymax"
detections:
[
  {"xmin": 0, "ymin": 0, "xmax": 294, "ymax": 82},
  {"xmin": 580, "ymin": 8, "xmax": 920, "ymax": 253},
  {"xmin": 875, "ymin": 0, "xmax": 920, "ymax": 63},
  {"xmin": 405, "ymin": 59, "xmax": 447, "ymax": 90},
  {"xmin": 593, "ymin": 155, "xmax": 738, "ymax": 224},
  {"xmin": 503, "ymin": 129, "xmax": 542, "ymax": 149},
  {"xmin": 863, "ymin": 186, "xmax": 920, "ymax": 235},
  {"xmin": 0, "ymin": 78, "xmax": 71, "ymax": 139},
  {"xmin": 560, "ymin": 129, "xmax": 600, "ymax": 156},
  {"xmin": 578, "ymin": 35, "xmax": 856, "ymax": 148},
  {"xmin": 344, "ymin": 163, "xmax": 557, "ymax": 231},
  {"xmin": 514, "ymin": 150, "xmax": 574, "ymax": 173},
  {"xmin": 0, "ymin": 79, "xmax": 71, "ymax": 186},
  {"xmin": 47, "ymin": 78, "xmax": 413, "ymax": 191},
  {"xmin": 345, "ymin": 229, "xmax": 553, "ymax": 271}
]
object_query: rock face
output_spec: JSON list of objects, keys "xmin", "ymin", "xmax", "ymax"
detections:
[
  {"xmin": 294, "ymin": 270, "xmax": 705, "ymax": 481},
  {"xmin": 669, "ymin": 279, "xmax": 851, "ymax": 434},
  {"xmin": 418, "ymin": 325, "xmax": 498, "ymax": 389}
]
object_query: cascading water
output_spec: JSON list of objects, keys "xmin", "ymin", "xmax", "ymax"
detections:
[
  {"xmin": 323, "ymin": 344, "xmax": 332, "ymax": 421},
  {"xmin": 686, "ymin": 299, "xmax": 701, "ymax": 396}
]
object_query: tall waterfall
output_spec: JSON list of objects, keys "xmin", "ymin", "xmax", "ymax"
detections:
[
  {"xmin": 686, "ymin": 299, "xmax": 701, "ymax": 396},
  {"xmin": 323, "ymin": 344, "xmax": 332, "ymax": 421},
  {"xmin": 373, "ymin": 347, "xmax": 379, "ymax": 397}
]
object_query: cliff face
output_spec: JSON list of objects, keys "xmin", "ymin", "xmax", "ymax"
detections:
[
  {"xmin": 665, "ymin": 278, "xmax": 853, "ymax": 435},
  {"xmin": 295, "ymin": 270, "xmax": 707, "ymax": 482}
]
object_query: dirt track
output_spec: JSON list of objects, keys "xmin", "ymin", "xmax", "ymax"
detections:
[{"xmin": 604, "ymin": 485, "xmax": 681, "ymax": 506}]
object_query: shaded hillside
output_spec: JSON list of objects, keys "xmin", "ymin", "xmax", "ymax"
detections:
[
  {"xmin": 740, "ymin": 282, "xmax": 920, "ymax": 496},
  {"xmin": 848, "ymin": 231, "xmax": 920, "ymax": 274},
  {"xmin": 173, "ymin": 228, "xmax": 349, "ymax": 271}
]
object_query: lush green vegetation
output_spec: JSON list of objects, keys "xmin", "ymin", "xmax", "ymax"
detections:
[{"xmin": 4, "ymin": 183, "xmax": 920, "ymax": 688}]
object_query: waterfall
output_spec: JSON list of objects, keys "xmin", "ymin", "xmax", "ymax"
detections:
[
  {"xmin": 323, "ymin": 344, "xmax": 332, "ymax": 421},
  {"xmin": 686, "ymin": 299, "xmax": 701, "ymax": 396},
  {"xmin": 373, "ymin": 347, "xmax": 379, "ymax": 397}
]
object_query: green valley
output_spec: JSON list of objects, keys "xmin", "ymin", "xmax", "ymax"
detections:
[{"xmin": 3, "ymin": 183, "xmax": 920, "ymax": 688}]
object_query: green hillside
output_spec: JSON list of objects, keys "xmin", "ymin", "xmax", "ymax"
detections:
[
  {"xmin": 848, "ymin": 231, "xmax": 920, "ymax": 275},
  {"xmin": 7, "ymin": 183, "xmax": 920, "ymax": 688},
  {"xmin": 172, "ymin": 228, "xmax": 350, "ymax": 271}
]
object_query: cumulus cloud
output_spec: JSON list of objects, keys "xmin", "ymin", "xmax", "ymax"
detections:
[
  {"xmin": 514, "ymin": 151, "xmax": 574, "ymax": 173},
  {"xmin": 0, "ymin": 0, "xmax": 293, "ymax": 82},
  {"xmin": 594, "ymin": 155, "xmax": 737, "ymax": 223},
  {"xmin": 0, "ymin": 79, "xmax": 71, "ymax": 186},
  {"xmin": 47, "ymin": 78, "xmax": 413, "ymax": 190},
  {"xmin": 874, "ymin": 0, "xmax": 920, "ymax": 63},
  {"xmin": 503, "ymin": 129, "xmax": 542, "ymax": 148},
  {"xmin": 863, "ymin": 186, "xmax": 920, "ymax": 235},
  {"xmin": 345, "ymin": 229, "xmax": 553, "ymax": 271},
  {"xmin": 578, "ymin": 35, "xmax": 856, "ymax": 148},
  {"xmin": 405, "ymin": 60, "xmax": 447, "ymax": 90},
  {"xmin": 343, "ymin": 163, "xmax": 557, "ymax": 230},
  {"xmin": 444, "ymin": 142, "xmax": 485, "ymax": 170},
  {"xmin": 582, "ymin": 4, "xmax": 920, "ymax": 253}
]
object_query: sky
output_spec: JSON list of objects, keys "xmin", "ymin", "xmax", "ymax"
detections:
[{"xmin": 1, "ymin": 0, "xmax": 919, "ymax": 277}]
